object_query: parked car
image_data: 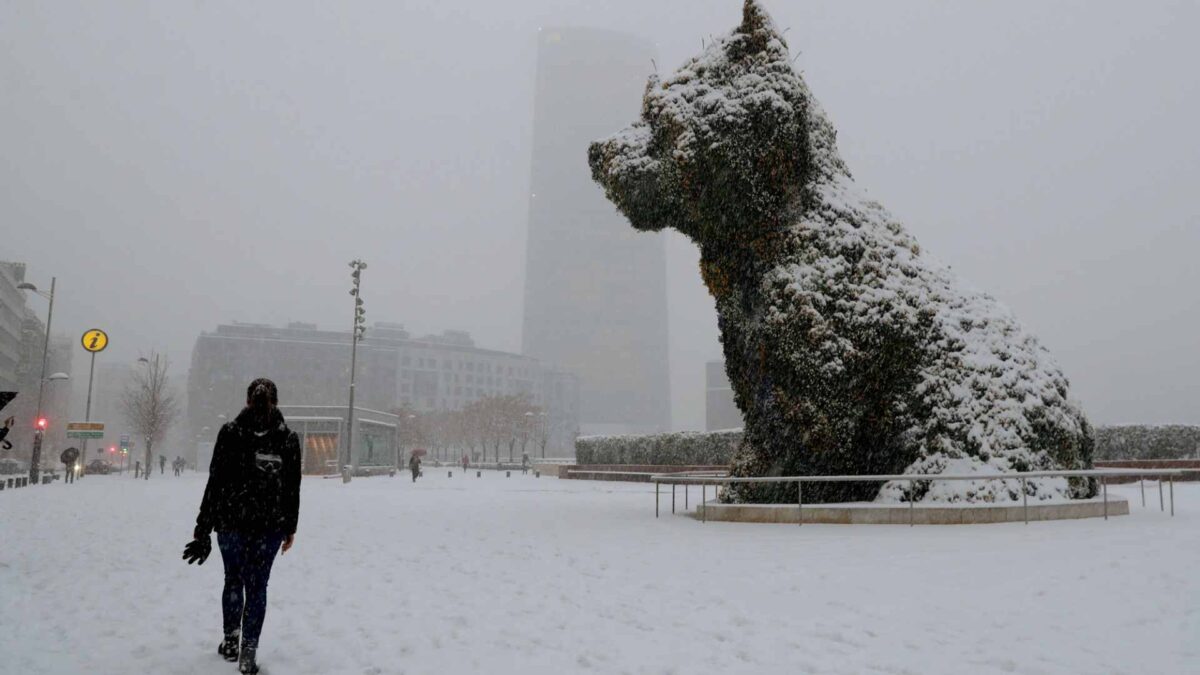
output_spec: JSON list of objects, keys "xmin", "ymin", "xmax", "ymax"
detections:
[
  {"xmin": 0, "ymin": 458, "xmax": 25, "ymax": 475},
  {"xmin": 86, "ymin": 459, "xmax": 114, "ymax": 475}
]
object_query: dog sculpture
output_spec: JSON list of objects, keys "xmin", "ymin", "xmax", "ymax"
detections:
[{"xmin": 589, "ymin": 0, "xmax": 1094, "ymax": 503}]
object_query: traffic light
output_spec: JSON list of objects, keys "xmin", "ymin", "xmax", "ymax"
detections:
[
  {"xmin": 110, "ymin": 446, "xmax": 117, "ymax": 453},
  {"xmin": 35, "ymin": 417, "xmax": 47, "ymax": 431}
]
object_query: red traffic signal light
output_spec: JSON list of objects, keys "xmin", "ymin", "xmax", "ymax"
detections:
[
  {"xmin": 110, "ymin": 446, "xmax": 117, "ymax": 453},
  {"xmin": 35, "ymin": 417, "xmax": 48, "ymax": 430}
]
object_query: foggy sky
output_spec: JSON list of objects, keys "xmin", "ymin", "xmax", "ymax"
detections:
[{"xmin": 3, "ymin": 0, "xmax": 1197, "ymax": 429}]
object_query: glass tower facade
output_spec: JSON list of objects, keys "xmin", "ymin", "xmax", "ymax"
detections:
[{"xmin": 522, "ymin": 28, "xmax": 670, "ymax": 435}]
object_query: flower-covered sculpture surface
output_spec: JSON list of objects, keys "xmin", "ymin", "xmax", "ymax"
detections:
[{"xmin": 589, "ymin": 0, "xmax": 1095, "ymax": 503}]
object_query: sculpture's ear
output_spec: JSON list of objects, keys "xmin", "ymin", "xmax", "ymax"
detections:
[
  {"xmin": 732, "ymin": 0, "xmax": 787, "ymax": 59},
  {"xmin": 741, "ymin": 0, "xmax": 771, "ymax": 34}
]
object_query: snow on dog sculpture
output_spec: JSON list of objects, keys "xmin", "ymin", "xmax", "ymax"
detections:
[{"xmin": 588, "ymin": 0, "xmax": 1095, "ymax": 504}]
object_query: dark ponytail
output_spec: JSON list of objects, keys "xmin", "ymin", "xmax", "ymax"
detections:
[{"xmin": 246, "ymin": 378, "xmax": 279, "ymax": 412}]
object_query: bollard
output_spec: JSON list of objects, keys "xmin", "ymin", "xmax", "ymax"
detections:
[
  {"xmin": 797, "ymin": 481, "xmax": 803, "ymax": 526},
  {"xmin": 1021, "ymin": 477, "xmax": 1028, "ymax": 525},
  {"xmin": 535, "ymin": 471, "xmax": 540, "ymax": 478},
  {"xmin": 476, "ymin": 471, "xmax": 481, "ymax": 478},
  {"xmin": 672, "ymin": 484, "xmax": 676, "ymax": 514},
  {"xmin": 909, "ymin": 481, "xmax": 915, "ymax": 527},
  {"xmin": 448, "ymin": 471, "xmax": 453, "ymax": 478},
  {"xmin": 1102, "ymin": 476, "xmax": 1108, "ymax": 520},
  {"xmin": 506, "ymin": 471, "xmax": 510, "ymax": 478},
  {"xmin": 1159, "ymin": 480, "xmax": 1164, "ymax": 512}
]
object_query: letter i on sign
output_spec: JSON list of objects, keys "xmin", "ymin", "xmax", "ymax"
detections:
[{"xmin": 81, "ymin": 329, "xmax": 108, "ymax": 353}]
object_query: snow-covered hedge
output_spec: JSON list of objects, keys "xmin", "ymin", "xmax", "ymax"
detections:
[
  {"xmin": 575, "ymin": 430, "xmax": 742, "ymax": 466},
  {"xmin": 1094, "ymin": 425, "xmax": 1200, "ymax": 460},
  {"xmin": 589, "ymin": 1, "xmax": 1095, "ymax": 505}
]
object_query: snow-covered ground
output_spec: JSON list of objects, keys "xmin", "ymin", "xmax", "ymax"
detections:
[{"xmin": 1, "ymin": 471, "xmax": 1196, "ymax": 674}]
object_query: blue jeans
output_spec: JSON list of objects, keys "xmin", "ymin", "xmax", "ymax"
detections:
[{"xmin": 217, "ymin": 531, "xmax": 285, "ymax": 645}]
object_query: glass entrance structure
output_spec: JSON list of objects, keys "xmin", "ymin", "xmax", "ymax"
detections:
[{"xmin": 280, "ymin": 406, "xmax": 399, "ymax": 476}]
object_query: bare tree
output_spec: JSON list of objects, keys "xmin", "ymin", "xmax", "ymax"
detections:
[
  {"xmin": 519, "ymin": 409, "xmax": 535, "ymax": 459},
  {"xmin": 458, "ymin": 394, "xmax": 534, "ymax": 465},
  {"xmin": 121, "ymin": 353, "xmax": 180, "ymax": 480},
  {"xmin": 501, "ymin": 395, "xmax": 533, "ymax": 463},
  {"xmin": 426, "ymin": 411, "xmax": 452, "ymax": 462},
  {"xmin": 533, "ymin": 410, "xmax": 552, "ymax": 459}
]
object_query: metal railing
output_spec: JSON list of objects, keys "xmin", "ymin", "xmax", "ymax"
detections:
[{"xmin": 651, "ymin": 468, "xmax": 1186, "ymax": 525}]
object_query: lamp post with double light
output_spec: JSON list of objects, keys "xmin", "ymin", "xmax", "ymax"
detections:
[{"xmin": 17, "ymin": 278, "xmax": 60, "ymax": 485}]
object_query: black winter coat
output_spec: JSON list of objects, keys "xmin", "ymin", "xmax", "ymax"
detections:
[{"xmin": 195, "ymin": 408, "xmax": 301, "ymax": 536}]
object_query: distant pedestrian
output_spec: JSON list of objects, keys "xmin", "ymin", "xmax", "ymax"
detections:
[
  {"xmin": 160, "ymin": 454, "xmax": 166, "ymax": 475},
  {"xmin": 60, "ymin": 448, "xmax": 79, "ymax": 484},
  {"xmin": 183, "ymin": 378, "xmax": 301, "ymax": 675},
  {"xmin": 461, "ymin": 454, "xmax": 469, "ymax": 473},
  {"xmin": 135, "ymin": 461, "xmax": 141, "ymax": 478},
  {"xmin": 409, "ymin": 453, "xmax": 421, "ymax": 483},
  {"xmin": 521, "ymin": 451, "xmax": 529, "ymax": 475}
]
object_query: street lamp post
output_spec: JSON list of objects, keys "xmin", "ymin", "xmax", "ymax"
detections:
[
  {"xmin": 17, "ymin": 277, "xmax": 56, "ymax": 485},
  {"xmin": 539, "ymin": 411, "xmax": 548, "ymax": 458},
  {"xmin": 405, "ymin": 414, "xmax": 415, "ymax": 466},
  {"xmin": 344, "ymin": 260, "xmax": 367, "ymax": 484},
  {"xmin": 523, "ymin": 411, "xmax": 533, "ymax": 462}
]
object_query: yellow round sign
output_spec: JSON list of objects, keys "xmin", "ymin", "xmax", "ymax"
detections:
[{"xmin": 81, "ymin": 329, "xmax": 108, "ymax": 353}]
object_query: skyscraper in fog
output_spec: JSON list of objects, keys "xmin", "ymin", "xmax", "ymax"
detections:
[{"xmin": 522, "ymin": 28, "xmax": 670, "ymax": 435}]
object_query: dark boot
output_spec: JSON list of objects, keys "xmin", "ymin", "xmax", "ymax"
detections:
[
  {"xmin": 239, "ymin": 641, "xmax": 259, "ymax": 674},
  {"xmin": 218, "ymin": 632, "xmax": 239, "ymax": 662}
]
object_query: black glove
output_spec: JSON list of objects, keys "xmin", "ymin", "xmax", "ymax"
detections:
[{"xmin": 182, "ymin": 535, "xmax": 211, "ymax": 565}]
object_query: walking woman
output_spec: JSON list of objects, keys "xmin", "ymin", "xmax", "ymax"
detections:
[
  {"xmin": 409, "ymin": 451, "xmax": 421, "ymax": 482},
  {"xmin": 182, "ymin": 378, "xmax": 301, "ymax": 674}
]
